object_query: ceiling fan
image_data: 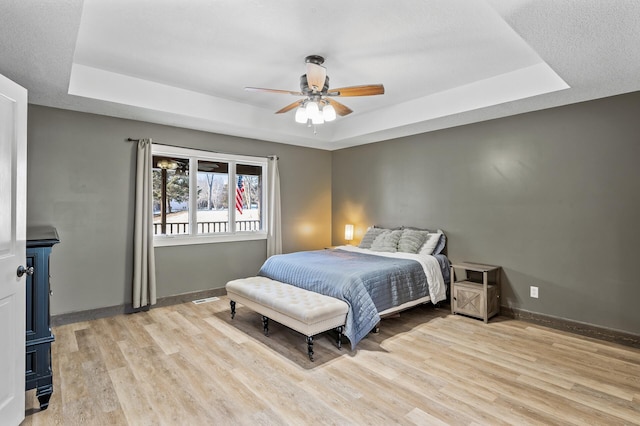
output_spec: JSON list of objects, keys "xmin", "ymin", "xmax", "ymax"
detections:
[{"xmin": 245, "ymin": 55, "xmax": 384, "ymax": 125}]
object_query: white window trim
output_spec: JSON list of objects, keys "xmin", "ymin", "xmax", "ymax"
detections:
[{"xmin": 152, "ymin": 144, "xmax": 268, "ymax": 247}]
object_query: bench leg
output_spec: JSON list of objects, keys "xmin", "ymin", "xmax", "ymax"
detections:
[
  {"xmin": 306, "ymin": 336, "xmax": 314, "ymax": 361},
  {"xmin": 230, "ymin": 300, "xmax": 236, "ymax": 319},
  {"xmin": 262, "ymin": 316, "xmax": 269, "ymax": 336},
  {"xmin": 336, "ymin": 326, "xmax": 343, "ymax": 350}
]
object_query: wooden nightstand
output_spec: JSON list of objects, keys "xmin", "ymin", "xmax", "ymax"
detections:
[{"xmin": 450, "ymin": 262, "xmax": 501, "ymax": 323}]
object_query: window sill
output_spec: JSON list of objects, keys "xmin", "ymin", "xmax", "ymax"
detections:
[{"xmin": 154, "ymin": 232, "xmax": 267, "ymax": 247}]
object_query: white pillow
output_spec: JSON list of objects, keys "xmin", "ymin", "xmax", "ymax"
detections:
[{"xmin": 418, "ymin": 232, "xmax": 442, "ymax": 255}]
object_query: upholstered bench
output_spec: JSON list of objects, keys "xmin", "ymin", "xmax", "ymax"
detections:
[{"xmin": 225, "ymin": 276, "xmax": 349, "ymax": 361}]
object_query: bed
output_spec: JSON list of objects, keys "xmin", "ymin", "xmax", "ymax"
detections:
[{"xmin": 257, "ymin": 227, "xmax": 450, "ymax": 348}]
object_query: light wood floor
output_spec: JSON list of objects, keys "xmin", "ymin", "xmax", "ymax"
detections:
[{"xmin": 23, "ymin": 296, "xmax": 640, "ymax": 425}]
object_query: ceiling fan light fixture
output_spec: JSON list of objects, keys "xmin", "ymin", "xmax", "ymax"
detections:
[
  {"xmin": 322, "ymin": 104, "xmax": 336, "ymax": 122},
  {"xmin": 246, "ymin": 55, "xmax": 384, "ymax": 130}
]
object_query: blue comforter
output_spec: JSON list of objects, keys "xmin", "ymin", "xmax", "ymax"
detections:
[{"xmin": 258, "ymin": 248, "xmax": 437, "ymax": 348}]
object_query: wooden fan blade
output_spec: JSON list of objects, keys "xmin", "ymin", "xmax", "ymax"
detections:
[
  {"xmin": 306, "ymin": 63, "xmax": 327, "ymax": 92},
  {"xmin": 275, "ymin": 99, "xmax": 304, "ymax": 114},
  {"xmin": 327, "ymin": 84, "xmax": 385, "ymax": 97},
  {"xmin": 245, "ymin": 87, "xmax": 304, "ymax": 96},
  {"xmin": 326, "ymin": 98, "xmax": 353, "ymax": 116}
]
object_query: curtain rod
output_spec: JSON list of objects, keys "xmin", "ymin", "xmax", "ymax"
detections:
[{"xmin": 126, "ymin": 138, "xmax": 278, "ymax": 160}]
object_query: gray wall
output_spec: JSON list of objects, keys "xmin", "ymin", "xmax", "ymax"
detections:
[
  {"xmin": 332, "ymin": 92, "xmax": 640, "ymax": 336},
  {"xmin": 27, "ymin": 106, "xmax": 332, "ymax": 315}
]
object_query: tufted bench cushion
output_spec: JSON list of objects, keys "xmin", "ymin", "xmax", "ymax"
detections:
[{"xmin": 225, "ymin": 276, "xmax": 349, "ymax": 360}]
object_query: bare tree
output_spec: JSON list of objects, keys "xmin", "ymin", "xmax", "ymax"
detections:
[{"xmin": 205, "ymin": 173, "xmax": 214, "ymax": 210}]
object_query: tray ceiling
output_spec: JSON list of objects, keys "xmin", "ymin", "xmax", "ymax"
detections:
[{"xmin": 1, "ymin": 0, "xmax": 639, "ymax": 150}]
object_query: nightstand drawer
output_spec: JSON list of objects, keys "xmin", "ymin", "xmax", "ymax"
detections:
[{"xmin": 452, "ymin": 281, "xmax": 498, "ymax": 320}]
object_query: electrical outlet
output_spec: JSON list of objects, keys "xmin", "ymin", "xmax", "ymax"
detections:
[{"xmin": 530, "ymin": 286, "xmax": 539, "ymax": 298}]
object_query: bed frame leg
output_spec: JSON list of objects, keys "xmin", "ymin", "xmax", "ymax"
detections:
[
  {"xmin": 262, "ymin": 316, "xmax": 269, "ymax": 336},
  {"xmin": 306, "ymin": 336, "xmax": 314, "ymax": 361},
  {"xmin": 230, "ymin": 300, "xmax": 236, "ymax": 319},
  {"xmin": 336, "ymin": 326, "xmax": 343, "ymax": 350},
  {"xmin": 373, "ymin": 322, "xmax": 380, "ymax": 334}
]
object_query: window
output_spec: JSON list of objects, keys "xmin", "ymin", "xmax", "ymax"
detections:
[{"xmin": 152, "ymin": 144, "xmax": 268, "ymax": 246}]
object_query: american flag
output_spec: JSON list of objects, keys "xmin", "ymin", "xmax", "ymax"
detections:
[{"xmin": 235, "ymin": 176, "xmax": 244, "ymax": 214}]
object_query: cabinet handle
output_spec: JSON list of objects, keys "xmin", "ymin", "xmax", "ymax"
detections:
[{"xmin": 17, "ymin": 265, "xmax": 34, "ymax": 277}]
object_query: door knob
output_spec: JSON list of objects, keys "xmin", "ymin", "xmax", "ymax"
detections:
[{"xmin": 17, "ymin": 265, "xmax": 34, "ymax": 277}]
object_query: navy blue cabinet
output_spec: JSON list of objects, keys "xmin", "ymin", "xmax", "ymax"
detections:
[{"xmin": 25, "ymin": 227, "xmax": 59, "ymax": 410}]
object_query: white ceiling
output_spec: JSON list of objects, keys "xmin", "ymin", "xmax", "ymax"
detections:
[{"xmin": 1, "ymin": 0, "xmax": 639, "ymax": 150}]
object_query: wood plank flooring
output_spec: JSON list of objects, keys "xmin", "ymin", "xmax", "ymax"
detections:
[{"xmin": 23, "ymin": 297, "xmax": 640, "ymax": 425}]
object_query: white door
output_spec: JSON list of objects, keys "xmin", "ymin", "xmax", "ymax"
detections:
[{"xmin": 0, "ymin": 73, "xmax": 28, "ymax": 424}]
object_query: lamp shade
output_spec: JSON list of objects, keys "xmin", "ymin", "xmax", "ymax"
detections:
[
  {"xmin": 345, "ymin": 224, "xmax": 354, "ymax": 242},
  {"xmin": 295, "ymin": 106, "xmax": 308, "ymax": 123},
  {"xmin": 322, "ymin": 104, "xmax": 336, "ymax": 122},
  {"xmin": 306, "ymin": 101, "xmax": 319, "ymax": 118}
]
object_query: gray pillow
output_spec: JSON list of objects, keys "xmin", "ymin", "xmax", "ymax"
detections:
[
  {"xmin": 358, "ymin": 227, "xmax": 387, "ymax": 249},
  {"xmin": 370, "ymin": 230, "xmax": 402, "ymax": 252},
  {"xmin": 398, "ymin": 229, "xmax": 429, "ymax": 254}
]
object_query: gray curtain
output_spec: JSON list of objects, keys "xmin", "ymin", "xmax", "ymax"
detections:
[
  {"xmin": 267, "ymin": 155, "xmax": 282, "ymax": 257},
  {"xmin": 132, "ymin": 138, "xmax": 157, "ymax": 308}
]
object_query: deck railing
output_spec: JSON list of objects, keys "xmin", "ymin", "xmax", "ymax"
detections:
[{"xmin": 153, "ymin": 220, "xmax": 260, "ymax": 235}]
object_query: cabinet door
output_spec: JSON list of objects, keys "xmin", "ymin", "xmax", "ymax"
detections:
[
  {"xmin": 453, "ymin": 284, "xmax": 486, "ymax": 318},
  {"xmin": 25, "ymin": 247, "xmax": 53, "ymax": 341}
]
